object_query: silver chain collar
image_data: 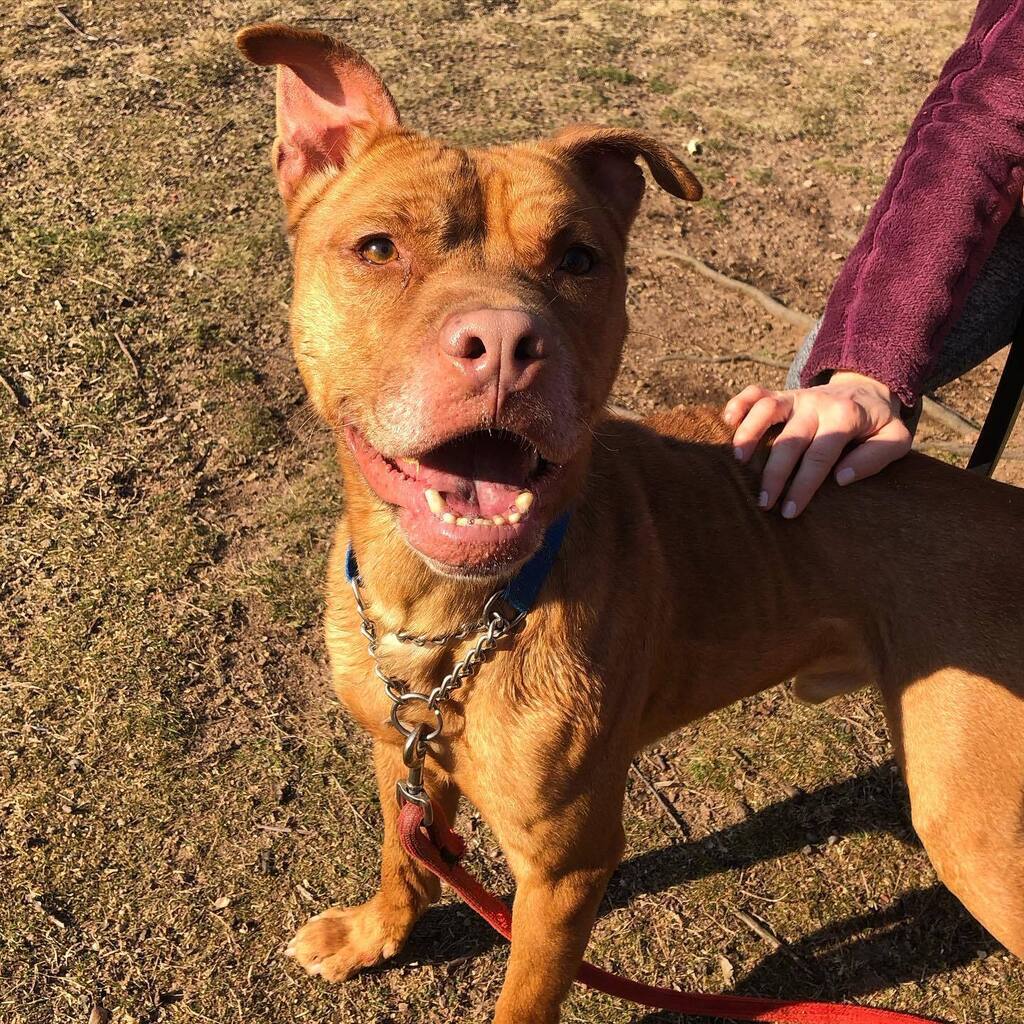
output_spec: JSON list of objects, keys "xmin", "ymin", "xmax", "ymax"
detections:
[
  {"xmin": 394, "ymin": 618, "xmax": 490, "ymax": 647},
  {"xmin": 347, "ymin": 568, "xmax": 525, "ymax": 824}
]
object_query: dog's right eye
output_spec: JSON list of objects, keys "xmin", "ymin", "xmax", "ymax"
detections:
[
  {"xmin": 557, "ymin": 245, "xmax": 596, "ymax": 275},
  {"xmin": 358, "ymin": 236, "xmax": 398, "ymax": 265}
]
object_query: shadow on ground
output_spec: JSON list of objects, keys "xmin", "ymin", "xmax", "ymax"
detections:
[
  {"xmin": 396, "ymin": 763, "xmax": 994, "ymax": 1018},
  {"xmin": 635, "ymin": 880, "xmax": 985, "ymax": 1023}
]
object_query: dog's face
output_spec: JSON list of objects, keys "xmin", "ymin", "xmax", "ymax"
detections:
[{"xmin": 238, "ymin": 24, "xmax": 700, "ymax": 578}]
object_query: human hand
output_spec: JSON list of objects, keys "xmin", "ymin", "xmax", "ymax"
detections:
[{"xmin": 723, "ymin": 371, "xmax": 913, "ymax": 517}]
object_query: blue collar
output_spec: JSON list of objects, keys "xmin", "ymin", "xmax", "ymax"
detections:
[{"xmin": 345, "ymin": 512, "xmax": 571, "ymax": 618}]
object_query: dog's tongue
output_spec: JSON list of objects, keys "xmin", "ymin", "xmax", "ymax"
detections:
[{"xmin": 397, "ymin": 433, "xmax": 535, "ymax": 517}]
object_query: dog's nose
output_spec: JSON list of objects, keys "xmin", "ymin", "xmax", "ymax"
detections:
[{"xmin": 440, "ymin": 309, "xmax": 549, "ymax": 390}]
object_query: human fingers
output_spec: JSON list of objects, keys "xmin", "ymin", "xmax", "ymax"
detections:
[
  {"xmin": 723, "ymin": 384, "xmax": 771, "ymax": 428},
  {"xmin": 758, "ymin": 412, "xmax": 820, "ymax": 510},
  {"xmin": 731, "ymin": 393, "xmax": 794, "ymax": 462},
  {"xmin": 779, "ymin": 423, "xmax": 856, "ymax": 517},
  {"xmin": 832, "ymin": 418, "xmax": 913, "ymax": 486}
]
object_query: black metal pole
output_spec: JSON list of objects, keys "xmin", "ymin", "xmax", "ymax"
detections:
[{"xmin": 967, "ymin": 322, "xmax": 1024, "ymax": 477}]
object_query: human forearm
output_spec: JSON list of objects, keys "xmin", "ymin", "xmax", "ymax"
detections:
[{"xmin": 802, "ymin": 0, "xmax": 1024, "ymax": 406}]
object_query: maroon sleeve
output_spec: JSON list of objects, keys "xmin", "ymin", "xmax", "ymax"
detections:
[{"xmin": 801, "ymin": 0, "xmax": 1024, "ymax": 406}]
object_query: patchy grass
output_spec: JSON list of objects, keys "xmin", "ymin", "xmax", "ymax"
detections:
[
  {"xmin": 2, "ymin": 2, "xmax": 1021, "ymax": 1023},
  {"xmin": 579, "ymin": 66, "xmax": 642, "ymax": 86}
]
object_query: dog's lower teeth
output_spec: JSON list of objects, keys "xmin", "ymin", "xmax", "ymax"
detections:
[
  {"xmin": 433, "ymin": 494, "xmax": 534, "ymax": 528},
  {"xmin": 442, "ymin": 514, "xmax": 517, "ymax": 527}
]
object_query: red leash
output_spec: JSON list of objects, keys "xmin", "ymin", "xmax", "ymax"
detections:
[{"xmin": 398, "ymin": 800, "xmax": 940, "ymax": 1024}]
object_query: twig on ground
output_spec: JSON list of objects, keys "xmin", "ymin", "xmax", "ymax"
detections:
[
  {"xmin": 629, "ymin": 760, "xmax": 691, "ymax": 837},
  {"xmin": 28, "ymin": 893, "xmax": 70, "ymax": 931},
  {"xmin": 54, "ymin": 4, "xmax": 97, "ymax": 40},
  {"xmin": 919, "ymin": 397, "xmax": 979, "ymax": 437},
  {"xmin": 0, "ymin": 368, "xmax": 29, "ymax": 407},
  {"xmin": 116, "ymin": 335, "xmax": 143, "ymax": 378},
  {"xmin": 655, "ymin": 249, "xmax": 813, "ymax": 330},
  {"xmin": 916, "ymin": 440, "xmax": 1022, "ymax": 460},
  {"xmin": 660, "ymin": 248, "xmax": 981, "ymax": 438},
  {"xmin": 738, "ymin": 888, "xmax": 785, "ymax": 904},
  {"xmin": 733, "ymin": 908, "xmax": 784, "ymax": 952},
  {"xmin": 329, "ymin": 775, "xmax": 377, "ymax": 837},
  {"xmin": 659, "ymin": 352, "xmax": 790, "ymax": 371}
]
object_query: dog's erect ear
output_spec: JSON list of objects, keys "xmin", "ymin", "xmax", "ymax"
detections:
[
  {"xmin": 548, "ymin": 124, "xmax": 702, "ymax": 225},
  {"xmin": 236, "ymin": 23, "xmax": 400, "ymax": 203}
]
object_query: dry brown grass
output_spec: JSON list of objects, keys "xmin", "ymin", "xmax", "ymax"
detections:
[{"xmin": 2, "ymin": 2, "xmax": 1021, "ymax": 1022}]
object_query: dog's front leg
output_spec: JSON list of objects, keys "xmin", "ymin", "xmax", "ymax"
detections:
[
  {"xmin": 491, "ymin": 796, "xmax": 626, "ymax": 1024},
  {"xmin": 286, "ymin": 738, "xmax": 457, "ymax": 981}
]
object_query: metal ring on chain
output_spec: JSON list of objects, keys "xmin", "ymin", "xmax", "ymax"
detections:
[
  {"xmin": 389, "ymin": 690, "xmax": 444, "ymax": 742},
  {"xmin": 481, "ymin": 591, "xmax": 525, "ymax": 631}
]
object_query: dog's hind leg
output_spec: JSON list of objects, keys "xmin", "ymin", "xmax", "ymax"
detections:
[
  {"xmin": 888, "ymin": 668, "xmax": 1024, "ymax": 960},
  {"xmin": 286, "ymin": 739, "xmax": 458, "ymax": 982}
]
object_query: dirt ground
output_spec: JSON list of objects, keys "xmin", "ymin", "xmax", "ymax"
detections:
[{"xmin": 3, "ymin": 2, "xmax": 1023, "ymax": 1022}]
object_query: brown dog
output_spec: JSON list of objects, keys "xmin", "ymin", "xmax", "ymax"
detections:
[{"xmin": 236, "ymin": 23, "xmax": 1024, "ymax": 1023}]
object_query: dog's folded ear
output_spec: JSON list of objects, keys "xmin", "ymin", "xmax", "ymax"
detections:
[
  {"xmin": 236, "ymin": 23, "xmax": 400, "ymax": 204},
  {"xmin": 547, "ymin": 125, "xmax": 702, "ymax": 226}
]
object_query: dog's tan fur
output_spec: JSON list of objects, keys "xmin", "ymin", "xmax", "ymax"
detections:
[{"xmin": 237, "ymin": 24, "xmax": 1024, "ymax": 1023}]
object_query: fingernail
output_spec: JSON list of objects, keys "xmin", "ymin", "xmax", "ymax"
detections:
[
  {"xmin": 758, "ymin": 490, "xmax": 769, "ymax": 508},
  {"xmin": 782, "ymin": 501, "xmax": 798, "ymax": 519},
  {"xmin": 836, "ymin": 467, "xmax": 855, "ymax": 486},
  {"xmin": 734, "ymin": 446, "xmax": 744, "ymax": 461}
]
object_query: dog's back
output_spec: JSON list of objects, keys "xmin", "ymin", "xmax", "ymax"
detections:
[{"xmin": 622, "ymin": 403, "xmax": 1024, "ymax": 705}]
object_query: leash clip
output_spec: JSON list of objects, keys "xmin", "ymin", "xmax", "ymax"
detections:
[{"xmin": 396, "ymin": 724, "xmax": 433, "ymax": 826}]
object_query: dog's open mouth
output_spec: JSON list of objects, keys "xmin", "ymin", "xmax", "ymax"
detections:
[{"xmin": 346, "ymin": 426, "xmax": 564, "ymax": 574}]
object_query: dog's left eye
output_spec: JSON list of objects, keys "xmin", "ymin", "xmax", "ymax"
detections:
[
  {"xmin": 358, "ymin": 236, "xmax": 398, "ymax": 265},
  {"xmin": 557, "ymin": 245, "xmax": 595, "ymax": 275}
]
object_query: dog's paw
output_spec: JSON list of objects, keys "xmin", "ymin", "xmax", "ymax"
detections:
[{"xmin": 285, "ymin": 900, "xmax": 406, "ymax": 982}]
